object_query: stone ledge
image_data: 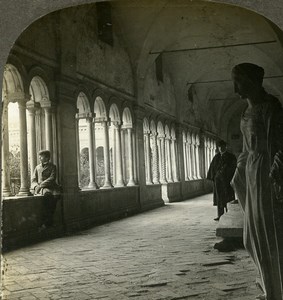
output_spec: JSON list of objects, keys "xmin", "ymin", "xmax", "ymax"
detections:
[{"xmin": 216, "ymin": 202, "xmax": 244, "ymax": 238}]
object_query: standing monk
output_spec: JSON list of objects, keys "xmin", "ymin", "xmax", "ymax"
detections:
[
  {"xmin": 207, "ymin": 140, "xmax": 237, "ymax": 221},
  {"xmin": 231, "ymin": 63, "xmax": 283, "ymax": 300}
]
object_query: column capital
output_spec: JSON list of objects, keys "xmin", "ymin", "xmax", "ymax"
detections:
[
  {"xmin": 8, "ymin": 92, "xmax": 30, "ymax": 104},
  {"xmin": 26, "ymin": 100, "xmax": 40, "ymax": 112},
  {"xmin": 112, "ymin": 121, "xmax": 121, "ymax": 128},
  {"xmin": 95, "ymin": 116, "xmax": 108, "ymax": 123},
  {"xmin": 76, "ymin": 112, "xmax": 93, "ymax": 120}
]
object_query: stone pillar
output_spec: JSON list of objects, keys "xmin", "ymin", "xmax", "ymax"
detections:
[
  {"xmin": 175, "ymin": 124, "xmax": 185, "ymax": 199},
  {"xmin": 114, "ymin": 122, "xmax": 124, "ymax": 187},
  {"xmin": 17, "ymin": 98, "xmax": 31, "ymax": 196},
  {"xmin": 42, "ymin": 104, "xmax": 53, "ymax": 155},
  {"xmin": 166, "ymin": 136, "xmax": 173, "ymax": 183},
  {"xmin": 160, "ymin": 135, "xmax": 167, "ymax": 184},
  {"xmin": 51, "ymin": 106, "xmax": 58, "ymax": 167},
  {"xmin": 132, "ymin": 128, "xmax": 138, "ymax": 184},
  {"xmin": 183, "ymin": 134, "xmax": 188, "ymax": 180},
  {"xmin": 191, "ymin": 136, "xmax": 197, "ymax": 180},
  {"xmin": 127, "ymin": 127, "xmax": 135, "ymax": 186},
  {"xmin": 171, "ymin": 137, "xmax": 178, "ymax": 182},
  {"xmin": 86, "ymin": 114, "xmax": 98, "ymax": 189},
  {"xmin": 26, "ymin": 101, "xmax": 39, "ymax": 182},
  {"xmin": 2, "ymin": 100, "xmax": 11, "ymax": 196},
  {"xmin": 145, "ymin": 131, "xmax": 153, "ymax": 184},
  {"xmin": 151, "ymin": 133, "xmax": 160, "ymax": 184},
  {"xmin": 101, "ymin": 120, "xmax": 113, "ymax": 189},
  {"xmin": 75, "ymin": 116, "xmax": 82, "ymax": 188},
  {"xmin": 196, "ymin": 137, "xmax": 201, "ymax": 179},
  {"xmin": 187, "ymin": 139, "xmax": 193, "ymax": 180},
  {"xmin": 203, "ymin": 137, "xmax": 207, "ymax": 175}
]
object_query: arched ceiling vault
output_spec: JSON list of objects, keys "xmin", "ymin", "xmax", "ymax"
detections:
[{"xmin": 112, "ymin": 0, "xmax": 283, "ymax": 133}]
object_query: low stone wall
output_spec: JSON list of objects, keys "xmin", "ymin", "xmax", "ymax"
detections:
[
  {"xmin": 182, "ymin": 179, "xmax": 210, "ymax": 200},
  {"xmin": 74, "ymin": 186, "xmax": 140, "ymax": 230},
  {"xmin": 2, "ymin": 195, "xmax": 65, "ymax": 251},
  {"xmin": 2, "ymin": 180, "xmax": 211, "ymax": 250},
  {"xmin": 163, "ymin": 182, "xmax": 182, "ymax": 203},
  {"xmin": 143, "ymin": 184, "xmax": 164, "ymax": 211}
]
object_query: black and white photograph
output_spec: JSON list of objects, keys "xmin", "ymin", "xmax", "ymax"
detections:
[{"xmin": 1, "ymin": 1, "xmax": 283, "ymax": 299}]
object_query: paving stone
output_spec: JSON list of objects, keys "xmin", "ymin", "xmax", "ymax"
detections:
[{"xmin": 2, "ymin": 194, "xmax": 261, "ymax": 299}]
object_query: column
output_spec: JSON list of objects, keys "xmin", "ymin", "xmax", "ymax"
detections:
[
  {"xmin": 113, "ymin": 127, "xmax": 117, "ymax": 185},
  {"xmin": 191, "ymin": 137, "xmax": 197, "ymax": 180},
  {"xmin": 75, "ymin": 116, "xmax": 82, "ymax": 188},
  {"xmin": 132, "ymin": 129, "xmax": 138, "ymax": 184},
  {"xmin": 195, "ymin": 139, "xmax": 201, "ymax": 179},
  {"xmin": 189, "ymin": 137, "xmax": 193, "ymax": 179},
  {"xmin": 114, "ymin": 123, "xmax": 124, "ymax": 187},
  {"xmin": 151, "ymin": 133, "xmax": 159, "ymax": 184},
  {"xmin": 166, "ymin": 137, "xmax": 173, "ymax": 182},
  {"xmin": 204, "ymin": 138, "xmax": 207, "ymax": 174},
  {"xmin": 145, "ymin": 131, "xmax": 152, "ymax": 184},
  {"xmin": 17, "ymin": 98, "xmax": 31, "ymax": 196},
  {"xmin": 2, "ymin": 100, "xmax": 11, "ymax": 196},
  {"xmin": 86, "ymin": 114, "xmax": 98, "ymax": 189},
  {"xmin": 127, "ymin": 128, "xmax": 135, "ymax": 186},
  {"xmin": 26, "ymin": 101, "xmax": 39, "ymax": 182},
  {"xmin": 159, "ymin": 135, "xmax": 167, "ymax": 184},
  {"xmin": 183, "ymin": 135, "xmax": 188, "ymax": 180},
  {"xmin": 51, "ymin": 106, "xmax": 58, "ymax": 167},
  {"xmin": 171, "ymin": 137, "xmax": 178, "ymax": 182},
  {"xmin": 43, "ymin": 105, "xmax": 53, "ymax": 155},
  {"xmin": 101, "ymin": 120, "xmax": 113, "ymax": 188}
]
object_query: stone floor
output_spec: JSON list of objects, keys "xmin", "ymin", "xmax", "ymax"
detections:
[{"xmin": 1, "ymin": 194, "xmax": 260, "ymax": 300}]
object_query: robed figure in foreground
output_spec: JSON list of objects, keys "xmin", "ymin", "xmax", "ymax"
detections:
[
  {"xmin": 231, "ymin": 63, "xmax": 283, "ymax": 300},
  {"xmin": 207, "ymin": 140, "xmax": 237, "ymax": 220}
]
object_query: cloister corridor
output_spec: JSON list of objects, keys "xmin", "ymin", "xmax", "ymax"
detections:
[{"xmin": 2, "ymin": 194, "xmax": 260, "ymax": 300}]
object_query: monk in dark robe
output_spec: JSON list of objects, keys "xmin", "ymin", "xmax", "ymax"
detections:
[
  {"xmin": 231, "ymin": 63, "xmax": 283, "ymax": 300},
  {"xmin": 207, "ymin": 140, "xmax": 237, "ymax": 221}
]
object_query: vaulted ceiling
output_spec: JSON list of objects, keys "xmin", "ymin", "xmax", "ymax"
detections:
[{"xmin": 112, "ymin": 0, "xmax": 283, "ymax": 134}]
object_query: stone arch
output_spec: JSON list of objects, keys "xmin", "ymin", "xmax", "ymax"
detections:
[
  {"xmin": 77, "ymin": 92, "xmax": 91, "ymax": 114},
  {"xmin": 122, "ymin": 107, "xmax": 133, "ymax": 128},
  {"xmin": 150, "ymin": 119, "xmax": 157, "ymax": 134},
  {"xmin": 143, "ymin": 117, "xmax": 150, "ymax": 133},
  {"xmin": 3, "ymin": 64, "xmax": 25, "ymax": 101},
  {"xmin": 94, "ymin": 96, "xmax": 107, "ymax": 120},
  {"xmin": 109, "ymin": 103, "xmax": 121, "ymax": 124},
  {"xmin": 29, "ymin": 76, "xmax": 50, "ymax": 105},
  {"xmin": 157, "ymin": 121, "xmax": 164, "ymax": 136}
]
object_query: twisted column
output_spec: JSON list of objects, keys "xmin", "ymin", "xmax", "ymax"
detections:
[
  {"xmin": 166, "ymin": 136, "xmax": 173, "ymax": 183},
  {"xmin": 151, "ymin": 133, "xmax": 159, "ymax": 184},
  {"xmin": 145, "ymin": 131, "xmax": 153, "ymax": 184},
  {"xmin": 159, "ymin": 135, "xmax": 167, "ymax": 184},
  {"xmin": 171, "ymin": 137, "xmax": 178, "ymax": 182}
]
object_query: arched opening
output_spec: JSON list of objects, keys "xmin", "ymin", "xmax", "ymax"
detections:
[
  {"xmin": 2, "ymin": 2, "xmax": 283, "ymax": 299},
  {"xmin": 109, "ymin": 103, "xmax": 124, "ymax": 187}
]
